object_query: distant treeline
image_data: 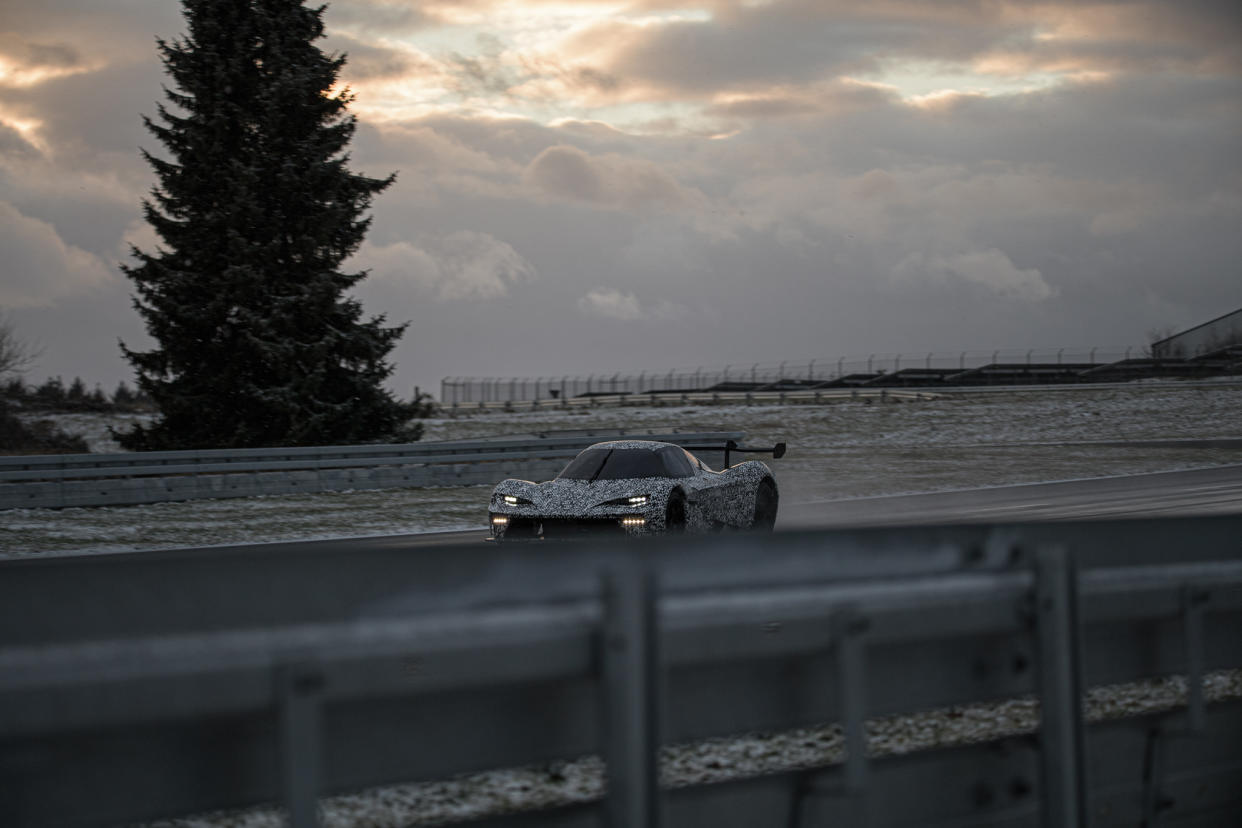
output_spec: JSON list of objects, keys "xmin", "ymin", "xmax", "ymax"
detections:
[{"xmin": 2, "ymin": 376, "xmax": 154, "ymax": 413}]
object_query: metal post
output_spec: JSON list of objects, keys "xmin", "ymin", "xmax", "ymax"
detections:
[
  {"xmin": 600, "ymin": 561, "xmax": 662, "ymax": 828},
  {"xmin": 833, "ymin": 608, "xmax": 870, "ymax": 796},
  {"xmin": 1182, "ymin": 585, "xmax": 1209, "ymax": 734},
  {"xmin": 808, "ymin": 360, "xmax": 815, "ymax": 381},
  {"xmin": 867, "ymin": 354, "xmax": 874, "ymax": 373},
  {"xmin": 1033, "ymin": 546, "xmax": 1087, "ymax": 828},
  {"xmin": 893, "ymin": 354, "xmax": 900, "ymax": 373},
  {"xmin": 277, "ymin": 662, "xmax": 326, "ymax": 828},
  {"xmin": 925, "ymin": 352, "xmax": 932, "ymax": 369}
]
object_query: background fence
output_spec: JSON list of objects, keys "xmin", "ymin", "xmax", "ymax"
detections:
[
  {"xmin": 3, "ymin": 515, "xmax": 1240, "ymax": 827},
  {"xmin": 441, "ymin": 347, "xmax": 1146, "ymax": 404},
  {"xmin": 0, "ymin": 431, "xmax": 744, "ymax": 509}
]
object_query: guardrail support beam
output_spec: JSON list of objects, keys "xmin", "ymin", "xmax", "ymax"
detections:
[
  {"xmin": 600, "ymin": 561, "xmax": 662, "ymax": 828},
  {"xmin": 833, "ymin": 606, "xmax": 870, "ymax": 796},
  {"xmin": 277, "ymin": 661, "xmax": 326, "ymax": 828},
  {"xmin": 1033, "ymin": 545, "xmax": 1087, "ymax": 828},
  {"xmin": 1181, "ymin": 584, "xmax": 1209, "ymax": 733}
]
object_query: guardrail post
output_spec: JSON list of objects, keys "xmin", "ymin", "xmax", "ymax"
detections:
[
  {"xmin": 790, "ymin": 605, "xmax": 870, "ymax": 827},
  {"xmin": 1032, "ymin": 546, "xmax": 1086, "ymax": 828},
  {"xmin": 600, "ymin": 560, "xmax": 662, "ymax": 828},
  {"xmin": 277, "ymin": 661, "xmax": 326, "ymax": 828},
  {"xmin": 833, "ymin": 607, "xmax": 870, "ymax": 798},
  {"xmin": 1181, "ymin": 585, "xmax": 1209, "ymax": 734}
]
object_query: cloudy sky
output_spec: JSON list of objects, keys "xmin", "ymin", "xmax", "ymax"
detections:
[{"xmin": 2, "ymin": 0, "xmax": 1240, "ymax": 398}]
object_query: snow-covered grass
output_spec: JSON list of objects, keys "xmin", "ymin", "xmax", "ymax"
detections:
[
  {"xmin": 14, "ymin": 410, "xmax": 156, "ymax": 453},
  {"xmin": 3, "ymin": 383, "xmax": 1240, "ymax": 557}
]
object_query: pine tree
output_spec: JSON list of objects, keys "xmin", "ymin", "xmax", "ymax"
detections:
[{"xmin": 118, "ymin": 0, "xmax": 415, "ymax": 450}]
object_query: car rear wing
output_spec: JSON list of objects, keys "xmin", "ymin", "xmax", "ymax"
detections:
[{"xmin": 720, "ymin": 439, "xmax": 786, "ymax": 468}]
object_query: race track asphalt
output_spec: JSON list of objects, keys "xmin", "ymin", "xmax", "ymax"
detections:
[{"xmin": 54, "ymin": 462, "xmax": 1242, "ymax": 561}]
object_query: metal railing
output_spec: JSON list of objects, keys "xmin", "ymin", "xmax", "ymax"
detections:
[
  {"xmin": 0, "ymin": 431, "xmax": 744, "ymax": 509},
  {"xmin": 441, "ymin": 347, "xmax": 1143, "ymax": 403},
  {"xmin": 2, "ymin": 514, "xmax": 1239, "ymax": 827}
]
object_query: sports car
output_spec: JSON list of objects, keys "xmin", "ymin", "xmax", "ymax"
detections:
[{"xmin": 488, "ymin": 439, "xmax": 784, "ymax": 541}]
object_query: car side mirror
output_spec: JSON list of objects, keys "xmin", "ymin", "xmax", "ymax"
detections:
[{"xmin": 773, "ymin": 442, "xmax": 786, "ymax": 459}]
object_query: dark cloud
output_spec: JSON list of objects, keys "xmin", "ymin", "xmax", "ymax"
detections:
[
  {"xmin": 325, "ymin": 0, "xmax": 434, "ymax": 36},
  {"xmin": 326, "ymin": 33, "xmax": 436, "ymax": 82},
  {"xmin": 0, "ymin": 34, "xmax": 83, "ymax": 72},
  {"xmin": 0, "ymin": 122, "xmax": 40, "ymax": 158},
  {"xmin": 559, "ymin": 0, "xmax": 1241, "ymax": 104}
]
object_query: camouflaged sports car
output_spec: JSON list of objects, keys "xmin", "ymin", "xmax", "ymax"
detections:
[{"xmin": 488, "ymin": 439, "xmax": 784, "ymax": 541}]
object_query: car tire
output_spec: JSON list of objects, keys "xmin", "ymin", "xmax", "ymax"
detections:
[
  {"xmin": 752, "ymin": 478, "xmax": 778, "ymax": 531},
  {"xmin": 665, "ymin": 489, "xmax": 687, "ymax": 533}
]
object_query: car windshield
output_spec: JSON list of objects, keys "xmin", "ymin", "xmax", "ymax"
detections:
[{"xmin": 558, "ymin": 447, "xmax": 691, "ymax": 480}]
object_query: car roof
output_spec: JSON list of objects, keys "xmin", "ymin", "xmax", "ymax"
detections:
[{"xmin": 584, "ymin": 440, "xmax": 674, "ymax": 451}]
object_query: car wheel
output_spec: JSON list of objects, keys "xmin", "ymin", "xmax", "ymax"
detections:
[
  {"xmin": 752, "ymin": 478, "xmax": 778, "ymax": 531},
  {"xmin": 665, "ymin": 490, "xmax": 686, "ymax": 533}
]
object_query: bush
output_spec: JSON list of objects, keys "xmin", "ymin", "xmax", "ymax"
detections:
[{"xmin": 0, "ymin": 400, "xmax": 89, "ymax": 454}]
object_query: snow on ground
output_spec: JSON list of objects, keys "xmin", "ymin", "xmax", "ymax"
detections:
[
  {"xmin": 141, "ymin": 669, "xmax": 1242, "ymax": 828},
  {"xmin": 15, "ymin": 411, "xmax": 156, "ymax": 453},
  {"xmin": 3, "ymin": 383, "xmax": 1241, "ymax": 557}
]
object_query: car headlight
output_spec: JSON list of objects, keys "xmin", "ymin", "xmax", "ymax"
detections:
[
  {"xmin": 603, "ymin": 494, "xmax": 649, "ymax": 507},
  {"xmin": 498, "ymin": 494, "xmax": 532, "ymax": 506}
]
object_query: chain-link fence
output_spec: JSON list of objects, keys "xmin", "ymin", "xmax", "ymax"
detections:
[{"xmin": 441, "ymin": 346, "xmax": 1144, "ymax": 403}]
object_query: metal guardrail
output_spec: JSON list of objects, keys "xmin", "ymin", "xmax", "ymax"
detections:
[
  {"xmin": 0, "ymin": 431, "xmax": 744, "ymax": 509},
  {"xmin": 447, "ymin": 387, "xmax": 937, "ymax": 413},
  {"xmin": 2, "ymin": 515, "xmax": 1239, "ymax": 827}
]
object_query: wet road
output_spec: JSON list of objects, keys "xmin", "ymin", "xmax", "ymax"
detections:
[{"xmin": 779, "ymin": 462, "xmax": 1242, "ymax": 528}]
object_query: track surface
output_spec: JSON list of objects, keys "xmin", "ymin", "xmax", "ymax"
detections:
[
  {"xmin": 96, "ymin": 462, "xmax": 1242, "ymax": 560},
  {"xmin": 780, "ymin": 462, "xmax": 1242, "ymax": 528}
]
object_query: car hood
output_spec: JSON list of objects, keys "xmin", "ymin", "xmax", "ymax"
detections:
[{"xmin": 495, "ymin": 476, "xmax": 680, "ymax": 510}]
